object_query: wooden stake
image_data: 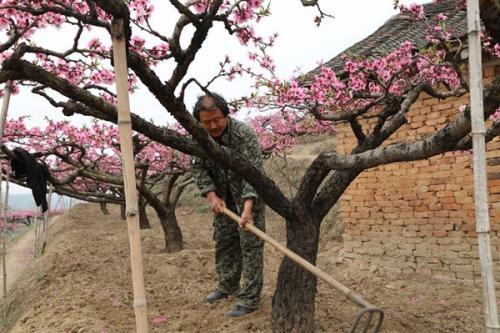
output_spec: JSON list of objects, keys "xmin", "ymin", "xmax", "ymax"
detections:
[
  {"xmin": 0, "ymin": 81, "xmax": 12, "ymax": 140},
  {"xmin": 33, "ymin": 209, "xmax": 38, "ymax": 259},
  {"xmin": 111, "ymin": 19, "xmax": 148, "ymax": 333},
  {"xmin": 467, "ymin": 1, "xmax": 500, "ymax": 332},
  {"xmin": 41, "ymin": 185, "xmax": 53, "ymax": 255},
  {"xmin": 2, "ymin": 167, "xmax": 10, "ymax": 325},
  {"xmin": 0, "ymin": 81, "xmax": 12, "ymax": 327}
]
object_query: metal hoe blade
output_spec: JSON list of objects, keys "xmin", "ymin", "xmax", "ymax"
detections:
[{"xmin": 349, "ymin": 306, "xmax": 384, "ymax": 333}]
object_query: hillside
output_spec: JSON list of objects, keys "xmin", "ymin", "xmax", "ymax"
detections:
[
  {"xmin": 0, "ymin": 139, "xmax": 488, "ymax": 332},
  {"xmin": 1, "ymin": 202, "xmax": 487, "ymax": 333}
]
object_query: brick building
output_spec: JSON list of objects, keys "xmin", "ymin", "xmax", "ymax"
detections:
[{"xmin": 315, "ymin": 2, "xmax": 500, "ymax": 281}]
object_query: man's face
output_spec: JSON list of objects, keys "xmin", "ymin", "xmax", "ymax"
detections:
[{"xmin": 198, "ymin": 97, "xmax": 228, "ymax": 139}]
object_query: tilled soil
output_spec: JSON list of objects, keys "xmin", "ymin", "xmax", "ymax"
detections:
[{"xmin": 3, "ymin": 203, "xmax": 486, "ymax": 333}]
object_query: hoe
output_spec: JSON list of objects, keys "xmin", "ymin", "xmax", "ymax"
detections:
[{"xmin": 224, "ymin": 208, "xmax": 384, "ymax": 333}]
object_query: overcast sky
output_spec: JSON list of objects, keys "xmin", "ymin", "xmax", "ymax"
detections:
[{"xmin": 3, "ymin": 0, "xmax": 429, "ymax": 195}]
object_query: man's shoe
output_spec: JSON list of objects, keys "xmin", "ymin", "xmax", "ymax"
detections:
[
  {"xmin": 225, "ymin": 305, "xmax": 256, "ymax": 317},
  {"xmin": 206, "ymin": 290, "xmax": 230, "ymax": 304}
]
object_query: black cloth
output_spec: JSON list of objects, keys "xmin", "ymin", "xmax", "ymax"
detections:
[{"xmin": 10, "ymin": 147, "xmax": 51, "ymax": 212}]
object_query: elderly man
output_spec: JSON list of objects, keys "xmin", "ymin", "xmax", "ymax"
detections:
[{"xmin": 190, "ymin": 93, "xmax": 265, "ymax": 318}]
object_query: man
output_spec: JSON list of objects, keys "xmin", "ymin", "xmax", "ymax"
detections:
[{"xmin": 190, "ymin": 93, "xmax": 265, "ymax": 318}]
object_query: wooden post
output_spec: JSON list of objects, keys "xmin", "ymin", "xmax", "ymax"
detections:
[
  {"xmin": 467, "ymin": 1, "xmax": 500, "ymax": 332},
  {"xmin": 111, "ymin": 19, "xmax": 148, "ymax": 333},
  {"xmin": 41, "ymin": 185, "xmax": 53, "ymax": 255},
  {"xmin": 0, "ymin": 81, "xmax": 12, "ymax": 140},
  {"xmin": 37, "ymin": 207, "xmax": 42, "ymax": 254},
  {"xmin": 2, "ymin": 167, "xmax": 9, "ymax": 325},
  {"xmin": 32, "ymin": 208, "xmax": 39, "ymax": 259},
  {"xmin": 0, "ymin": 81, "xmax": 12, "ymax": 328}
]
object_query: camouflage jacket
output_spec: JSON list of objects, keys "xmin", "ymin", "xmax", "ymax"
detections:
[{"xmin": 191, "ymin": 117, "xmax": 264, "ymax": 211}]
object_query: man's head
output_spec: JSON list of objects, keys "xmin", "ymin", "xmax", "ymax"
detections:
[{"xmin": 193, "ymin": 93, "xmax": 229, "ymax": 139}]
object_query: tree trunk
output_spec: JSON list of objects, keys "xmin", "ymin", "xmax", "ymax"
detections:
[
  {"xmin": 479, "ymin": 0, "xmax": 500, "ymax": 43},
  {"xmin": 120, "ymin": 204, "xmax": 126, "ymax": 221},
  {"xmin": 100, "ymin": 202, "xmax": 110, "ymax": 215},
  {"xmin": 272, "ymin": 214, "xmax": 320, "ymax": 333},
  {"xmin": 158, "ymin": 206, "xmax": 183, "ymax": 253},
  {"xmin": 139, "ymin": 201, "xmax": 151, "ymax": 229}
]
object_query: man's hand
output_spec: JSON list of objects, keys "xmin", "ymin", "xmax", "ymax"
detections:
[
  {"xmin": 239, "ymin": 210, "xmax": 254, "ymax": 230},
  {"xmin": 206, "ymin": 192, "xmax": 226, "ymax": 214},
  {"xmin": 239, "ymin": 199, "xmax": 255, "ymax": 230}
]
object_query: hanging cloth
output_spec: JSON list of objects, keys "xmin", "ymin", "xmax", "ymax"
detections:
[{"xmin": 9, "ymin": 147, "xmax": 51, "ymax": 212}]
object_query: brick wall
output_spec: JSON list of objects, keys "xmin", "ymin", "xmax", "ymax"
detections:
[{"xmin": 337, "ymin": 62, "xmax": 500, "ymax": 281}]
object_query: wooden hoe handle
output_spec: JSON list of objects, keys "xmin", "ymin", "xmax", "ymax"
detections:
[{"xmin": 223, "ymin": 207, "xmax": 384, "ymax": 333}]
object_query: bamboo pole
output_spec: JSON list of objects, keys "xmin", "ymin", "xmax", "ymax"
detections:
[
  {"xmin": 41, "ymin": 185, "xmax": 53, "ymax": 255},
  {"xmin": 32, "ymin": 208, "xmax": 38, "ymax": 259},
  {"xmin": 0, "ymin": 82, "xmax": 12, "ymax": 320},
  {"xmin": 467, "ymin": 1, "xmax": 500, "ymax": 332},
  {"xmin": 2, "ymin": 167, "xmax": 10, "ymax": 325},
  {"xmin": 0, "ymin": 81, "xmax": 12, "ymax": 140},
  {"xmin": 111, "ymin": 19, "xmax": 148, "ymax": 333},
  {"xmin": 223, "ymin": 208, "xmax": 378, "ymax": 309},
  {"xmin": 37, "ymin": 207, "xmax": 42, "ymax": 254},
  {"xmin": 0, "ymin": 81, "xmax": 12, "ymax": 327}
]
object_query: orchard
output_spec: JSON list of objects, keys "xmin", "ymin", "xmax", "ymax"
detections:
[{"xmin": 0, "ymin": 0, "xmax": 499, "ymax": 332}]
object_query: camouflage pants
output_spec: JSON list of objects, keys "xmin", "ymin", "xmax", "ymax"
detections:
[{"xmin": 213, "ymin": 202, "xmax": 265, "ymax": 309}]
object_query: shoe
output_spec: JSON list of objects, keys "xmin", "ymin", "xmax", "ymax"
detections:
[
  {"xmin": 225, "ymin": 305, "xmax": 256, "ymax": 317},
  {"xmin": 206, "ymin": 290, "xmax": 230, "ymax": 304}
]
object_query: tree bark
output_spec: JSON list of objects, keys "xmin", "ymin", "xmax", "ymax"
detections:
[
  {"xmin": 138, "ymin": 200, "xmax": 151, "ymax": 229},
  {"xmin": 100, "ymin": 202, "xmax": 110, "ymax": 215},
  {"xmin": 271, "ymin": 214, "xmax": 320, "ymax": 333},
  {"xmin": 480, "ymin": 0, "xmax": 500, "ymax": 43},
  {"xmin": 158, "ymin": 206, "xmax": 183, "ymax": 253}
]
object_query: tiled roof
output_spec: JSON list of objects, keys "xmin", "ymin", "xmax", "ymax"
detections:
[{"xmin": 308, "ymin": 1, "xmax": 467, "ymax": 76}]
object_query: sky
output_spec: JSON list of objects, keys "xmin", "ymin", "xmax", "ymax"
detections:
[{"xmin": 2, "ymin": 0, "xmax": 430, "ymax": 195}]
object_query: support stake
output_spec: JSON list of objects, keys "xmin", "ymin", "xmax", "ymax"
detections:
[
  {"xmin": 111, "ymin": 18, "xmax": 148, "ymax": 333},
  {"xmin": 467, "ymin": 0, "xmax": 500, "ymax": 331}
]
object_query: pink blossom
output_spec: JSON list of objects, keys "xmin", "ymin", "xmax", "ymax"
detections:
[
  {"xmin": 490, "ymin": 107, "xmax": 500, "ymax": 121},
  {"xmin": 248, "ymin": 52, "xmax": 258, "ymax": 61},
  {"xmin": 189, "ymin": 0, "xmax": 210, "ymax": 14},
  {"xmin": 436, "ymin": 13, "xmax": 447, "ymax": 22},
  {"xmin": 344, "ymin": 60, "xmax": 358, "ymax": 73},
  {"xmin": 493, "ymin": 44, "xmax": 500, "ymax": 58},
  {"xmin": 131, "ymin": 35, "xmax": 146, "ymax": 49},
  {"xmin": 130, "ymin": 0, "xmax": 155, "ymax": 23},
  {"xmin": 236, "ymin": 27, "xmax": 255, "ymax": 46},
  {"xmin": 247, "ymin": 0, "xmax": 262, "ymax": 10},
  {"xmin": 88, "ymin": 38, "xmax": 103, "ymax": 50},
  {"xmin": 233, "ymin": 7, "xmax": 255, "ymax": 24},
  {"xmin": 399, "ymin": 4, "xmax": 425, "ymax": 20},
  {"xmin": 150, "ymin": 43, "xmax": 170, "ymax": 58},
  {"xmin": 152, "ymin": 314, "xmax": 168, "ymax": 325},
  {"xmin": 260, "ymin": 55, "xmax": 273, "ymax": 70}
]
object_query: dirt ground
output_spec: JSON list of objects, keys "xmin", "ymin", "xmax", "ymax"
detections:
[
  {"xmin": 2, "ymin": 203, "xmax": 488, "ymax": 333},
  {"xmin": 0, "ymin": 223, "xmax": 34, "ymax": 298}
]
